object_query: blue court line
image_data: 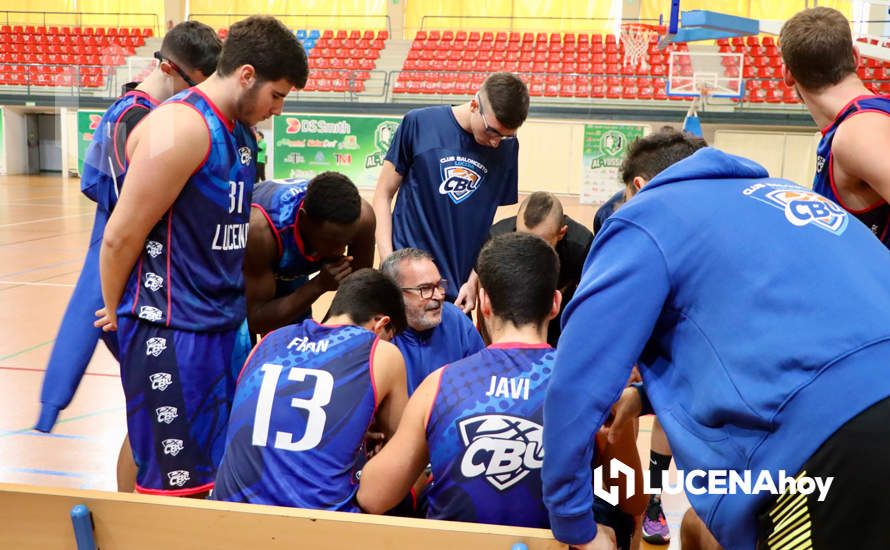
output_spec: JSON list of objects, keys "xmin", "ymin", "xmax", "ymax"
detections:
[
  {"xmin": 3, "ymin": 467, "xmax": 85, "ymax": 479},
  {"xmin": 0, "ymin": 339, "xmax": 55, "ymax": 362},
  {"xmin": 0, "ymin": 269, "xmax": 81, "ymax": 293},
  {"xmin": 15, "ymin": 430, "xmax": 89, "ymax": 440},
  {"xmin": 0, "ymin": 228, "xmax": 91, "ymax": 248},
  {"xmin": 0, "ymin": 406, "xmax": 123, "ymax": 440},
  {"xmin": 0, "ymin": 258, "xmax": 82, "ymax": 279}
]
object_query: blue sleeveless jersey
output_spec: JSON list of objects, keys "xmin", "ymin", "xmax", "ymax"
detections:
[
  {"xmin": 814, "ymin": 94, "xmax": 890, "ymax": 248},
  {"xmin": 425, "ymin": 344, "xmax": 554, "ymax": 529},
  {"xmin": 118, "ymin": 88, "xmax": 256, "ymax": 331},
  {"xmin": 251, "ymin": 178, "xmax": 323, "ymax": 296},
  {"xmin": 213, "ymin": 321, "xmax": 378, "ymax": 511},
  {"xmin": 386, "ymin": 106, "xmax": 519, "ymax": 299},
  {"xmin": 81, "ymin": 90, "xmax": 157, "ymax": 212}
]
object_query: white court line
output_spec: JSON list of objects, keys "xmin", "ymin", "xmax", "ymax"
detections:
[
  {"xmin": 0, "ymin": 280, "xmax": 75, "ymax": 287},
  {"xmin": 0, "ymin": 212, "xmax": 92, "ymax": 228}
]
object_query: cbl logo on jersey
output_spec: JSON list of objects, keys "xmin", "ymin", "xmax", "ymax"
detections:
[
  {"xmin": 439, "ymin": 155, "xmax": 488, "ymax": 204},
  {"xmin": 458, "ymin": 414, "xmax": 544, "ymax": 490}
]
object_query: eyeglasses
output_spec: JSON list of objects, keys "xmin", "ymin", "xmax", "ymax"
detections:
[
  {"xmin": 154, "ymin": 51, "xmax": 198, "ymax": 87},
  {"xmin": 401, "ymin": 279, "xmax": 447, "ymax": 300},
  {"xmin": 475, "ymin": 93, "xmax": 516, "ymax": 142}
]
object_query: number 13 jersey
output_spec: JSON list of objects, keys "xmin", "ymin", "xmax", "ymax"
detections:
[{"xmin": 212, "ymin": 320, "xmax": 378, "ymax": 511}]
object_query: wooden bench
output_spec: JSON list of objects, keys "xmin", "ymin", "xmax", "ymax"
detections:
[{"xmin": 0, "ymin": 483, "xmax": 565, "ymax": 549}]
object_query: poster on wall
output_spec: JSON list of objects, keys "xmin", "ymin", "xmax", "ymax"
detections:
[
  {"xmin": 77, "ymin": 110, "xmax": 104, "ymax": 175},
  {"xmin": 272, "ymin": 114, "xmax": 402, "ymax": 188},
  {"xmin": 580, "ymin": 123, "xmax": 648, "ymax": 204}
]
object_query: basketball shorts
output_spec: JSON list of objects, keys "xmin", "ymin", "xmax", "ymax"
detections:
[
  {"xmin": 756, "ymin": 396, "xmax": 890, "ymax": 549},
  {"xmin": 118, "ymin": 316, "xmax": 251, "ymax": 495}
]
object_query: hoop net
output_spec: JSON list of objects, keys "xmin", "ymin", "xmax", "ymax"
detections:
[{"xmin": 620, "ymin": 23, "xmax": 664, "ymax": 69}]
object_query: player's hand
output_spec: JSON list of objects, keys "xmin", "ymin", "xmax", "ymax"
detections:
[
  {"xmin": 316, "ymin": 256, "xmax": 353, "ymax": 292},
  {"xmin": 365, "ymin": 425, "xmax": 386, "ymax": 458},
  {"xmin": 454, "ymin": 280, "xmax": 477, "ymax": 313},
  {"xmin": 570, "ymin": 524, "xmax": 617, "ymax": 550},
  {"xmin": 94, "ymin": 307, "xmax": 118, "ymax": 332},
  {"xmin": 601, "ymin": 386, "xmax": 642, "ymax": 445}
]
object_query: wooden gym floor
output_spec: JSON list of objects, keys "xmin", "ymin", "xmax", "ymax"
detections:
[{"xmin": 0, "ymin": 174, "xmax": 688, "ymax": 548}]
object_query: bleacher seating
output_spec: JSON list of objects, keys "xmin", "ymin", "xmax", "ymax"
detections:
[
  {"xmin": 394, "ymin": 30, "xmax": 890, "ymax": 105},
  {"xmin": 393, "ymin": 30, "xmax": 692, "ymax": 100},
  {"xmin": 721, "ymin": 35, "xmax": 890, "ymax": 104},
  {"xmin": 302, "ymin": 29, "xmax": 387, "ymax": 93},
  {"xmin": 0, "ymin": 25, "xmax": 153, "ymax": 88},
  {"xmin": 216, "ymin": 28, "xmax": 388, "ymax": 94}
]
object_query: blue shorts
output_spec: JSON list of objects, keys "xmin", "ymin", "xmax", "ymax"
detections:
[{"xmin": 118, "ymin": 317, "xmax": 251, "ymax": 495}]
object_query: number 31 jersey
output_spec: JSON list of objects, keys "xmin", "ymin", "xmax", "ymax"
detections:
[
  {"xmin": 212, "ymin": 320, "xmax": 378, "ymax": 511},
  {"xmin": 118, "ymin": 88, "xmax": 256, "ymax": 331}
]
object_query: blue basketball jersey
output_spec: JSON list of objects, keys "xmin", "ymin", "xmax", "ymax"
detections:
[
  {"xmin": 814, "ymin": 94, "xmax": 890, "ymax": 248},
  {"xmin": 213, "ymin": 321, "xmax": 378, "ymax": 511},
  {"xmin": 425, "ymin": 343, "xmax": 554, "ymax": 529},
  {"xmin": 251, "ymin": 178, "xmax": 323, "ymax": 296},
  {"xmin": 81, "ymin": 89, "xmax": 157, "ymax": 212},
  {"xmin": 386, "ymin": 106, "xmax": 519, "ymax": 299},
  {"xmin": 118, "ymin": 88, "xmax": 256, "ymax": 331}
]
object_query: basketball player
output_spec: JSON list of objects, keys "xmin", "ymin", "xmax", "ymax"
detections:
[
  {"xmin": 95, "ymin": 16, "xmax": 308, "ymax": 496},
  {"xmin": 782, "ymin": 7, "xmax": 890, "ymax": 248},
  {"xmin": 36, "ymin": 21, "xmax": 221, "ymax": 434},
  {"xmin": 212, "ymin": 269, "xmax": 408, "ymax": 509},
  {"xmin": 543, "ymin": 128, "xmax": 890, "ymax": 549},
  {"xmin": 372, "ymin": 72, "xmax": 529, "ymax": 307},
  {"xmin": 358, "ymin": 234, "xmax": 645, "ymax": 547},
  {"xmin": 245, "ymin": 173, "xmax": 375, "ymax": 335}
]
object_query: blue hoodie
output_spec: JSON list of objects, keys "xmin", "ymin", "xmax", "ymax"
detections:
[{"xmin": 542, "ymin": 148, "xmax": 890, "ymax": 549}]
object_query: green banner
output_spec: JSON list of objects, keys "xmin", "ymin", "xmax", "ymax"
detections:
[
  {"xmin": 77, "ymin": 110, "xmax": 105, "ymax": 175},
  {"xmin": 580, "ymin": 124, "xmax": 648, "ymax": 204},
  {"xmin": 272, "ymin": 114, "xmax": 402, "ymax": 188}
]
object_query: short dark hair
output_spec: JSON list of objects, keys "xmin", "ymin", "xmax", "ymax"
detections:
[
  {"xmin": 620, "ymin": 127, "xmax": 707, "ymax": 186},
  {"xmin": 521, "ymin": 191, "xmax": 563, "ymax": 229},
  {"xmin": 482, "ymin": 72, "xmax": 530, "ymax": 130},
  {"xmin": 780, "ymin": 7, "xmax": 857, "ymax": 91},
  {"xmin": 476, "ymin": 233, "xmax": 559, "ymax": 327},
  {"xmin": 326, "ymin": 269, "xmax": 407, "ymax": 334},
  {"xmin": 160, "ymin": 20, "xmax": 222, "ymax": 77},
  {"xmin": 216, "ymin": 16, "xmax": 309, "ymax": 88},
  {"xmin": 379, "ymin": 248, "xmax": 434, "ymax": 284},
  {"xmin": 303, "ymin": 172, "xmax": 362, "ymax": 225}
]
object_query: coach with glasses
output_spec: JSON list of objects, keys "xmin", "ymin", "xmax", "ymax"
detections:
[{"xmin": 381, "ymin": 248, "xmax": 484, "ymax": 396}]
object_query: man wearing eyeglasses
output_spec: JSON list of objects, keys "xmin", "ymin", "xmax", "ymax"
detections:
[
  {"xmin": 380, "ymin": 248, "xmax": 484, "ymax": 395},
  {"xmin": 36, "ymin": 20, "xmax": 222, "ymax": 488},
  {"xmin": 373, "ymin": 72, "xmax": 530, "ymax": 310}
]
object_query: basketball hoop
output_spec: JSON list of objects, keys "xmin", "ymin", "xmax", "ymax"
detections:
[{"xmin": 620, "ymin": 23, "xmax": 664, "ymax": 69}]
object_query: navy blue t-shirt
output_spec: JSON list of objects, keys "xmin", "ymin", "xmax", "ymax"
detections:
[{"xmin": 386, "ymin": 106, "xmax": 519, "ymax": 299}]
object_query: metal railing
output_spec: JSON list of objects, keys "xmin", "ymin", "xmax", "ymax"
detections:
[
  {"xmin": 418, "ymin": 15, "xmax": 662, "ymax": 33},
  {"xmin": 0, "ymin": 10, "xmax": 158, "ymax": 35},
  {"xmin": 188, "ymin": 13, "xmax": 391, "ymax": 34},
  {"xmin": 0, "ymin": 62, "xmax": 114, "ymax": 97}
]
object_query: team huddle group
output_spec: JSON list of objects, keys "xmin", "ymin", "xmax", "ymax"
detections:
[{"xmin": 35, "ymin": 7, "xmax": 890, "ymax": 550}]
